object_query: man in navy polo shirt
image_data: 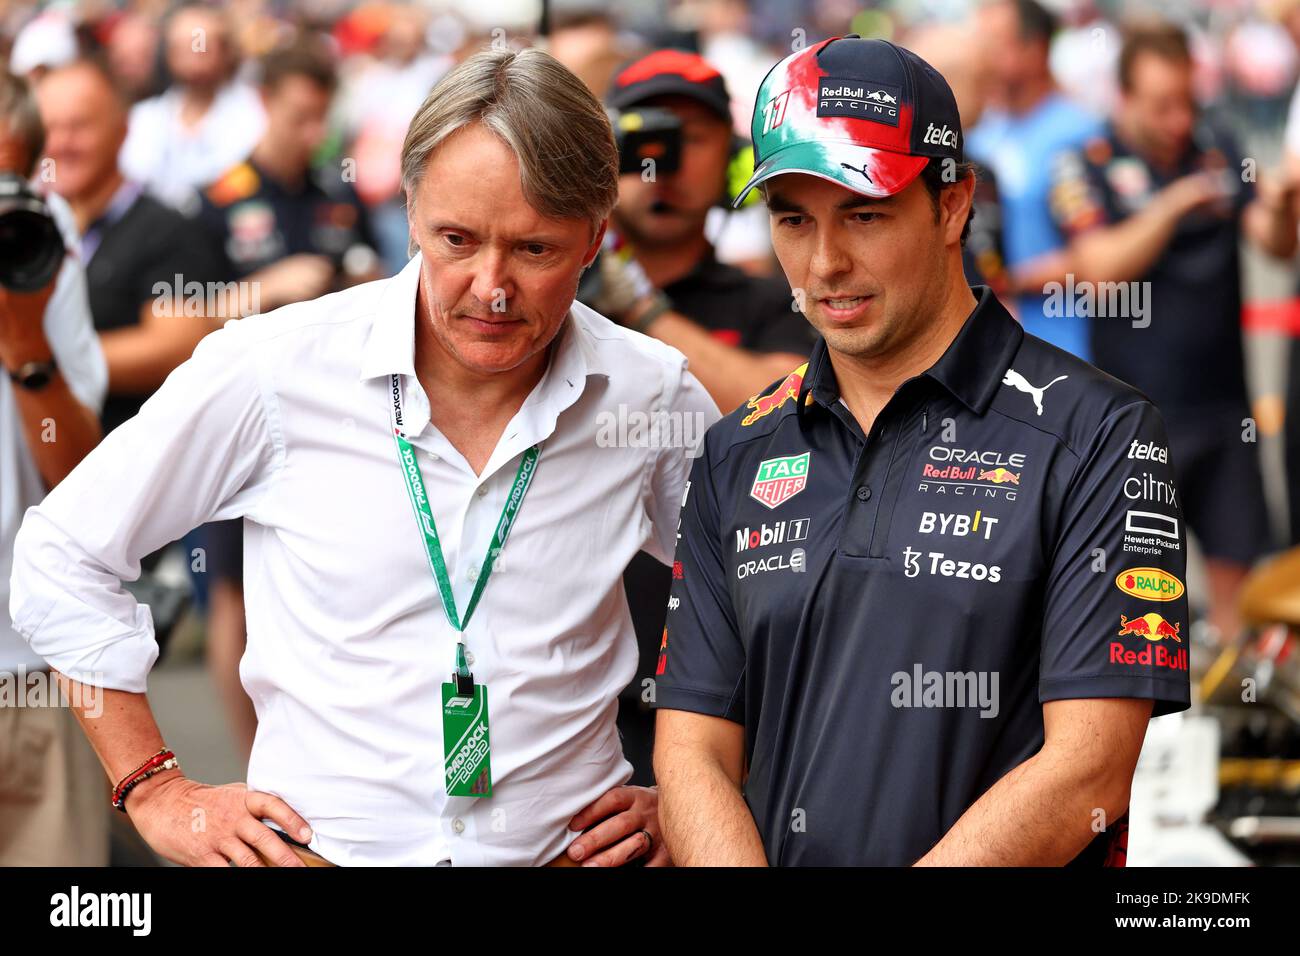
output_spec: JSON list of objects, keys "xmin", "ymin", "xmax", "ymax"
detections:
[{"xmin": 652, "ymin": 35, "xmax": 1191, "ymax": 866}]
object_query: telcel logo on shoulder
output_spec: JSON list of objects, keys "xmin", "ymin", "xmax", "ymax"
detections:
[
  {"xmin": 923, "ymin": 123, "xmax": 959, "ymax": 149},
  {"xmin": 1115, "ymin": 567, "xmax": 1184, "ymax": 602},
  {"xmin": 1127, "ymin": 440, "xmax": 1168, "ymax": 463}
]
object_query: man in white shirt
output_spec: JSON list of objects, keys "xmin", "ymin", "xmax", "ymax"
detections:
[
  {"xmin": 10, "ymin": 48, "xmax": 717, "ymax": 867},
  {"xmin": 118, "ymin": 3, "xmax": 266, "ymax": 212},
  {"xmin": 0, "ymin": 70, "xmax": 109, "ymax": 865}
]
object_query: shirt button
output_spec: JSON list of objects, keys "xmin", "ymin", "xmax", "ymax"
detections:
[
  {"xmin": 468, "ymin": 565, "xmax": 479, "ymax": 581},
  {"xmin": 452, "ymin": 818, "xmax": 465, "ymax": 834},
  {"xmin": 856, "ymin": 486, "xmax": 872, "ymax": 501},
  {"xmin": 465, "ymin": 651, "xmax": 475, "ymax": 666},
  {"xmin": 476, "ymin": 486, "xmax": 488, "ymax": 497},
  {"xmin": 428, "ymin": 452, "xmax": 440, "ymax": 462}
]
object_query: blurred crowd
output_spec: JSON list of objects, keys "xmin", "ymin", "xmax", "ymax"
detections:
[{"xmin": 4, "ymin": 0, "xmax": 1300, "ymax": 865}]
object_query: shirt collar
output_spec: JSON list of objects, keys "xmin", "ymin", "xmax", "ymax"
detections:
[
  {"xmin": 81, "ymin": 179, "xmax": 143, "ymax": 264},
  {"xmin": 358, "ymin": 252, "xmax": 611, "ymax": 385},
  {"xmin": 798, "ymin": 285, "xmax": 1023, "ymax": 419}
]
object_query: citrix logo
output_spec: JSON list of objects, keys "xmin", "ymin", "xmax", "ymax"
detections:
[{"xmin": 923, "ymin": 123, "xmax": 959, "ymax": 149}]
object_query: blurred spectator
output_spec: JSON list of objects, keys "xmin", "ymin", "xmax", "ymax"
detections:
[
  {"xmin": 968, "ymin": 0, "xmax": 1103, "ymax": 358},
  {"xmin": 906, "ymin": 20, "xmax": 1011, "ymax": 298},
  {"xmin": 193, "ymin": 37, "xmax": 380, "ymax": 759},
  {"xmin": 1049, "ymin": 20, "xmax": 1295, "ymax": 643},
  {"xmin": 1050, "ymin": 0, "xmax": 1120, "ymax": 118},
  {"xmin": 119, "ymin": 2, "xmax": 266, "ymax": 211},
  {"xmin": 599, "ymin": 48, "xmax": 815, "ymax": 784},
  {"xmin": 1269, "ymin": 0, "xmax": 1300, "ymax": 548},
  {"xmin": 335, "ymin": 3, "xmax": 450, "ymax": 273},
  {"xmin": 0, "ymin": 70, "xmax": 108, "ymax": 866},
  {"xmin": 37, "ymin": 57, "xmax": 225, "ymax": 436},
  {"xmin": 8, "ymin": 10, "xmax": 78, "ymax": 81},
  {"xmin": 104, "ymin": 11, "xmax": 163, "ymax": 104}
]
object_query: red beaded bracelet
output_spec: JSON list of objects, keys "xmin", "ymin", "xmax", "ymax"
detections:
[{"xmin": 111, "ymin": 748, "xmax": 179, "ymax": 812}]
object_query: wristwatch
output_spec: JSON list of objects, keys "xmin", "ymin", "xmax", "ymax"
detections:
[{"xmin": 7, "ymin": 358, "xmax": 58, "ymax": 391}]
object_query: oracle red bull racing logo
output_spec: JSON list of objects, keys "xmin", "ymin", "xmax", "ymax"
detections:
[
  {"xmin": 1110, "ymin": 612, "xmax": 1187, "ymax": 672},
  {"xmin": 918, "ymin": 446, "xmax": 1025, "ymax": 500},
  {"xmin": 741, "ymin": 364, "xmax": 808, "ymax": 426}
]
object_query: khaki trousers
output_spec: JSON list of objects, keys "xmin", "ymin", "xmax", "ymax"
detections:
[{"xmin": 0, "ymin": 700, "xmax": 111, "ymax": 866}]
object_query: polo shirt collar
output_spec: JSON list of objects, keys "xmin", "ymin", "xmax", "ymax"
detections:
[
  {"xmin": 797, "ymin": 285, "xmax": 1022, "ymax": 420},
  {"xmin": 923, "ymin": 285, "xmax": 1024, "ymax": 414}
]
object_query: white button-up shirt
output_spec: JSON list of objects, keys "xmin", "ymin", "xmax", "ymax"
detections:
[{"xmin": 9, "ymin": 253, "xmax": 718, "ymax": 865}]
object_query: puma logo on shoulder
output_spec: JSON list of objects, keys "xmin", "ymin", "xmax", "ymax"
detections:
[{"xmin": 1001, "ymin": 368, "xmax": 1068, "ymax": 416}]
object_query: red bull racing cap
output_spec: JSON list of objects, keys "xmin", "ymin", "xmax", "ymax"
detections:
[{"xmin": 734, "ymin": 34, "xmax": 963, "ymax": 207}]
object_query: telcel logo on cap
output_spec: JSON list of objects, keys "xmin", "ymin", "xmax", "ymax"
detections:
[{"xmin": 924, "ymin": 123, "xmax": 960, "ymax": 149}]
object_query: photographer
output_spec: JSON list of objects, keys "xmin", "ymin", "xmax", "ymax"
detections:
[
  {"xmin": 595, "ymin": 50, "xmax": 815, "ymax": 414},
  {"xmin": 0, "ymin": 71, "xmax": 107, "ymax": 865}
]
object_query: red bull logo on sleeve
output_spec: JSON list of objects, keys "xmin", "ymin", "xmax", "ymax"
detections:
[
  {"xmin": 1111, "ymin": 612, "xmax": 1186, "ymax": 671},
  {"xmin": 1117, "ymin": 612, "xmax": 1181, "ymax": 641},
  {"xmin": 741, "ymin": 364, "xmax": 808, "ymax": 426}
]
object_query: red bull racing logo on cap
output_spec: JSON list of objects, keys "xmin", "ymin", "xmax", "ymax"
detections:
[
  {"xmin": 742, "ymin": 364, "xmax": 808, "ymax": 426},
  {"xmin": 751, "ymin": 452, "xmax": 810, "ymax": 509}
]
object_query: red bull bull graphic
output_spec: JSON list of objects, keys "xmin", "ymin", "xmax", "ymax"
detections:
[
  {"xmin": 977, "ymin": 467, "xmax": 1019, "ymax": 485},
  {"xmin": 1117, "ymin": 612, "xmax": 1181, "ymax": 641},
  {"xmin": 741, "ymin": 364, "xmax": 808, "ymax": 426},
  {"xmin": 1111, "ymin": 612, "xmax": 1186, "ymax": 672}
]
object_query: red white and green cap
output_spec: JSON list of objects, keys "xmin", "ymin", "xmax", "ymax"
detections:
[{"xmin": 734, "ymin": 35, "xmax": 963, "ymax": 208}]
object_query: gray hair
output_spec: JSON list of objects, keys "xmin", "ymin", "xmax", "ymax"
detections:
[
  {"xmin": 0, "ymin": 72, "xmax": 45, "ymax": 177},
  {"xmin": 400, "ymin": 47, "xmax": 618, "ymax": 238}
]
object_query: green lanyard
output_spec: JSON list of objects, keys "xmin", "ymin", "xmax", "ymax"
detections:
[{"xmin": 388, "ymin": 374, "xmax": 540, "ymax": 686}]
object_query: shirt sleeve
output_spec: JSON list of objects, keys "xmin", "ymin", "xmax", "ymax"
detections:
[
  {"xmin": 1039, "ymin": 400, "xmax": 1191, "ymax": 717},
  {"xmin": 651, "ymin": 430, "xmax": 746, "ymax": 723},
  {"xmin": 643, "ymin": 367, "xmax": 720, "ymax": 564},
  {"xmin": 8, "ymin": 320, "xmax": 280, "ymax": 692},
  {"xmin": 1049, "ymin": 147, "xmax": 1111, "ymax": 239}
]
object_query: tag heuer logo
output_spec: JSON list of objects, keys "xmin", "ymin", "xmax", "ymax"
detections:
[{"xmin": 751, "ymin": 452, "xmax": 810, "ymax": 509}]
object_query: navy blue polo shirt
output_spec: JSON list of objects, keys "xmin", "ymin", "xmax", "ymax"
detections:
[{"xmin": 653, "ymin": 286, "xmax": 1191, "ymax": 866}]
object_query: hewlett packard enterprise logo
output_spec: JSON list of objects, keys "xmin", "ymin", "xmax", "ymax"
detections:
[{"xmin": 817, "ymin": 77, "xmax": 901, "ymax": 126}]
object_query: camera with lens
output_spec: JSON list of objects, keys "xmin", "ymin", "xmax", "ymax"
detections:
[
  {"xmin": 609, "ymin": 107, "xmax": 683, "ymax": 178},
  {"xmin": 0, "ymin": 172, "xmax": 66, "ymax": 292}
]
